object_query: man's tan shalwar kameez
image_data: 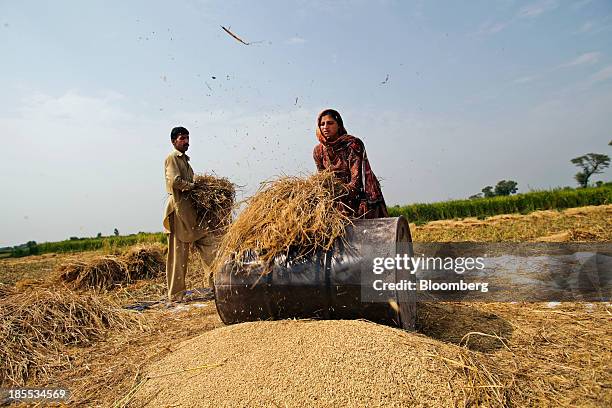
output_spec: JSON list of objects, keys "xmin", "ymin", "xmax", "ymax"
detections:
[{"xmin": 163, "ymin": 149, "xmax": 216, "ymax": 301}]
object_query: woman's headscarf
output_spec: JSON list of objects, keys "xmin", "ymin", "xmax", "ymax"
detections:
[{"xmin": 314, "ymin": 109, "xmax": 388, "ymax": 216}]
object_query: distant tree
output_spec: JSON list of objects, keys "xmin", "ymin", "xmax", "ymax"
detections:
[
  {"xmin": 26, "ymin": 240, "xmax": 39, "ymax": 255},
  {"xmin": 595, "ymin": 181, "xmax": 604, "ymax": 187},
  {"xmin": 113, "ymin": 228, "xmax": 119, "ymax": 236},
  {"xmin": 481, "ymin": 186, "xmax": 495, "ymax": 198},
  {"xmin": 12, "ymin": 248, "xmax": 26, "ymax": 257},
  {"xmin": 494, "ymin": 180, "xmax": 518, "ymax": 196},
  {"xmin": 97, "ymin": 232, "xmax": 102, "ymax": 238},
  {"xmin": 469, "ymin": 193, "xmax": 483, "ymax": 200},
  {"xmin": 70, "ymin": 236, "xmax": 79, "ymax": 240},
  {"xmin": 571, "ymin": 153, "xmax": 611, "ymax": 188}
]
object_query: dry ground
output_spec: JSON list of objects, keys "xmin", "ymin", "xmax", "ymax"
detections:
[
  {"xmin": 0, "ymin": 205, "xmax": 610, "ymax": 406},
  {"xmin": 0, "ymin": 253, "xmax": 63, "ymax": 286}
]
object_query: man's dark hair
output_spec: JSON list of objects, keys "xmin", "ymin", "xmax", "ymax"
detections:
[{"xmin": 170, "ymin": 126, "xmax": 189, "ymax": 142}]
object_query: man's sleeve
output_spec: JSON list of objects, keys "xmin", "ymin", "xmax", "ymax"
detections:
[{"xmin": 165, "ymin": 155, "xmax": 194, "ymax": 192}]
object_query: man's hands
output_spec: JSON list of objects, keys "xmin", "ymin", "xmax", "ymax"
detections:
[{"xmin": 171, "ymin": 175, "xmax": 195, "ymax": 192}]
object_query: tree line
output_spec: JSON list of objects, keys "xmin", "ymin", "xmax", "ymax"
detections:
[{"xmin": 470, "ymin": 143, "xmax": 610, "ymax": 199}]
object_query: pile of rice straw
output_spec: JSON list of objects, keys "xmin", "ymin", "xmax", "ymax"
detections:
[
  {"xmin": 122, "ymin": 243, "xmax": 166, "ymax": 280},
  {"xmin": 0, "ymin": 287, "xmax": 140, "ymax": 386},
  {"xmin": 0, "ymin": 283, "xmax": 12, "ymax": 298},
  {"xmin": 187, "ymin": 174, "xmax": 236, "ymax": 231},
  {"xmin": 55, "ymin": 256, "xmax": 126, "ymax": 290},
  {"xmin": 214, "ymin": 171, "xmax": 350, "ymax": 271},
  {"xmin": 54, "ymin": 243, "xmax": 165, "ymax": 290}
]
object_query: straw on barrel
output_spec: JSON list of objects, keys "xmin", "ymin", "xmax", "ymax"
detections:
[{"xmin": 213, "ymin": 171, "xmax": 351, "ymax": 272}]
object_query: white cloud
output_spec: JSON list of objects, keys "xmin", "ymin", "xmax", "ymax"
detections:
[
  {"xmin": 573, "ymin": 17, "xmax": 612, "ymax": 35},
  {"xmin": 590, "ymin": 65, "xmax": 612, "ymax": 83},
  {"xmin": 513, "ymin": 76, "xmax": 536, "ymax": 84},
  {"xmin": 474, "ymin": 0, "xmax": 559, "ymax": 36},
  {"xmin": 18, "ymin": 90, "xmax": 130, "ymax": 125},
  {"xmin": 518, "ymin": 0, "xmax": 558, "ymax": 18},
  {"xmin": 285, "ymin": 36, "xmax": 306, "ymax": 45},
  {"xmin": 561, "ymin": 52, "xmax": 602, "ymax": 67},
  {"xmin": 572, "ymin": 0, "xmax": 592, "ymax": 9},
  {"xmin": 476, "ymin": 21, "xmax": 510, "ymax": 35},
  {"xmin": 575, "ymin": 21, "xmax": 594, "ymax": 33}
]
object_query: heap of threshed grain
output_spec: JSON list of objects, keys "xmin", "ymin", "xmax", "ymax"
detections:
[
  {"xmin": 129, "ymin": 319, "xmax": 508, "ymax": 407},
  {"xmin": 125, "ymin": 301, "xmax": 611, "ymax": 407}
]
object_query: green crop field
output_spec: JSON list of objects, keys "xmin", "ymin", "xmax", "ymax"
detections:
[
  {"xmin": 389, "ymin": 185, "xmax": 612, "ymax": 224},
  {"xmin": 4, "ymin": 185, "xmax": 611, "ymax": 258},
  {"xmin": 7, "ymin": 233, "xmax": 166, "ymax": 258}
]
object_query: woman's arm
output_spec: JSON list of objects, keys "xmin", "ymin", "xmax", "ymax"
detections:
[
  {"xmin": 347, "ymin": 140, "xmax": 365, "ymax": 199},
  {"xmin": 313, "ymin": 144, "xmax": 325, "ymax": 171}
]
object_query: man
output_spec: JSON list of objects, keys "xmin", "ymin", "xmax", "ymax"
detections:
[{"xmin": 163, "ymin": 126, "xmax": 216, "ymax": 301}]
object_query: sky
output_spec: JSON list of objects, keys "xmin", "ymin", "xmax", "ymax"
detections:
[{"xmin": 1, "ymin": 0, "xmax": 611, "ymax": 246}]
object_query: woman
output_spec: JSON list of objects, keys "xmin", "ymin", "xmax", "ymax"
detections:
[{"xmin": 313, "ymin": 109, "xmax": 389, "ymax": 218}]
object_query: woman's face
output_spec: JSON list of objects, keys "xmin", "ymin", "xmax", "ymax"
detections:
[{"xmin": 319, "ymin": 114, "xmax": 339, "ymax": 139}]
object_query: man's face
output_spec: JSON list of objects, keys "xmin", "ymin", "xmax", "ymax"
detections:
[{"xmin": 173, "ymin": 134, "xmax": 190, "ymax": 153}]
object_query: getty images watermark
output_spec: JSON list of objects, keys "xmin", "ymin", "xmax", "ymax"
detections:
[
  {"xmin": 360, "ymin": 243, "xmax": 611, "ymax": 302},
  {"xmin": 372, "ymin": 253, "xmax": 489, "ymax": 293}
]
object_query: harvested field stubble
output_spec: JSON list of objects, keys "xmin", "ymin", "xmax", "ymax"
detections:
[
  {"xmin": 214, "ymin": 171, "xmax": 350, "ymax": 271},
  {"xmin": 132, "ymin": 320, "xmax": 509, "ymax": 408},
  {"xmin": 413, "ymin": 204, "xmax": 612, "ymax": 242},
  {"xmin": 417, "ymin": 302, "xmax": 612, "ymax": 406},
  {"xmin": 188, "ymin": 173, "xmax": 236, "ymax": 231},
  {"xmin": 0, "ymin": 287, "xmax": 142, "ymax": 386},
  {"xmin": 489, "ymin": 303, "xmax": 611, "ymax": 406},
  {"xmin": 0, "ymin": 253, "xmax": 61, "ymax": 285}
]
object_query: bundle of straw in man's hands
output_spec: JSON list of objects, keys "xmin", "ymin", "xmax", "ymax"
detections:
[{"xmin": 187, "ymin": 174, "xmax": 237, "ymax": 232}]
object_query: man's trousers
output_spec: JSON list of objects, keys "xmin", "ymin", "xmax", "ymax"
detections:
[{"xmin": 166, "ymin": 213, "xmax": 217, "ymax": 301}]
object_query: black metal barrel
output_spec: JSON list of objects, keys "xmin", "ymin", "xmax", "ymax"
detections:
[{"xmin": 214, "ymin": 216, "xmax": 416, "ymax": 330}]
